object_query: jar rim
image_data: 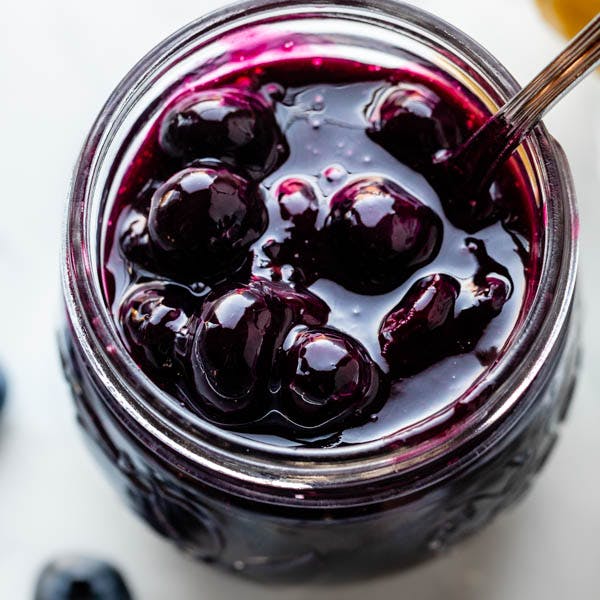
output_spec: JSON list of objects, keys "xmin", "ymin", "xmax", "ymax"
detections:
[{"xmin": 62, "ymin": 0, "xmax": 577, "ymax": 498}]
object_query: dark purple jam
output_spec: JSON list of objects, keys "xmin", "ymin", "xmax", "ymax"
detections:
[{"xmin": 103, "ymin": 54, "xmax": 539, "ymax": 447}]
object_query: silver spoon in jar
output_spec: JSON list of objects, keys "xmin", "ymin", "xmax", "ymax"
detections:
[{"xmin": 431, "ymin": 13, "xmax": 600, "ymax": 215}]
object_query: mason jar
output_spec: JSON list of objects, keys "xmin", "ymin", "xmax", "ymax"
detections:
[{"xmin": 60, "ymin": 0, "xmax": 579, "ymax": 582}]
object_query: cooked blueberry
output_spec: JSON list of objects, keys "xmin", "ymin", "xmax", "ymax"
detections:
[
  {"xmin": 191, "ymin": 281, "xmax": 328, "ymax": 420},
  {"xmin": 34, "ymin": 556, "xmax": 132, "ymax": 600},
  {"xmin": 276, "ymin": 178, "xmax": 319, "ymax": 229},
  {"xmin": 120, "ymin": 212, "xmax": 153, "ymax": 267},
  {"xmin": 430, "ymin": 161, "xmax": 499, "ymax": 232},
  {"xmin": 324, "ymin": 177, "xmax": 442, "ymax": 293},
  {"xmin": 105, "ymin": 57, "xmax": 533, "ymax": 446},
  {"xmin": 258, "ymin": 279, "xmax": 329, "ymax": 328},
  {"xmin": 120, "ymin": 283, "xmax": 196, "ymax": 371},
  {"xmin": 429, "ymin": 115, "xmax": 531, "ymax": 233},
  {"xmin": 119, "ymin": 180, "xmax": 166, "ymax": 270},
  {"xmin": 148, "ymin": 167, "xmax": 267, "ymax": 276},
  {"xmin": 159, "ymin": 87, "xmax": 288, "ymax": 178},
  {"xmin": 380, "ymin": 272, "xmax": 510, "ymax": 376},
  {"xmin": 263, "ymin": 178, "xmax": 324, "ymax": 280},
  {"xmin": 191, "ymin": 285, "xmax": 277, "ymax": 418},
  {"xmin": 281, "ymin": 328, "xmax": 382, "ymax": 429},
  {"xmin": 367, "ymin": 83, "xmax": 464, "ymax": 169},
  {"xmin": 379, "ymin": 274, "xmax": 460, "ymax": 376},
  {"xmin": 134, "ymin": 177, "xmax": 163, "ymax": 209},
  {"xmin": 380, "ymin": 274, "xmax": 461, "ymax": 376},
  {"xmin": 454, "ymin": 275, "xmax": 509, "ymax": 352}
]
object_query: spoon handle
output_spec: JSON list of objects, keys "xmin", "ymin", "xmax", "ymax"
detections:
[
  {"xmin": 501, "ymin": 12, "xmax": 600, "ymax": 142},
  {"xmin": 442, "ymin": 13, "xmax": 600, "ymax": 196}
]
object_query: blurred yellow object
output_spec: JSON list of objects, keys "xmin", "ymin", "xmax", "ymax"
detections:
[{"xmin": 536, "ymin": 0, "xmax": 600, "ymax": 37}]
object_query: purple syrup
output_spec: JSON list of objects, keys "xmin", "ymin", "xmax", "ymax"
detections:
[{"xmin": 103, "ymin": 54, "xmax": 539, "ymax": 447}]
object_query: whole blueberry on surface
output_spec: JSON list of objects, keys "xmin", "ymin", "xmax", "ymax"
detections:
[
  {"xmin": 281, "ymin": 327, "xmax": 383, "ymax": 430},
  {"xmin": 367, "ymin": 83, "xmax": 464, "ymax": 169},
  {"xmin": 148, "ymin": 167, "xmax": 267, "ymax": 278},
  {"xmin": 324, "ymin": 177, "xmax": 442, "ymax": 293},
  {"xmin": 159, "ymin": 87, "xmax": 288, "ymax": 178},
  {"xmin": 119, "ymin": 283, "xmax": 197, "ymax": 371},
  {"xmin": 191, "ymin": 284, "xmax": 278, "ymax": 418},
  {"xmin": 276, "ymin": 177, "xmax": 320, "ymax": 229},
  {"xmin": 190, "ymin": 279, "xmax": 328, "ymax": 421},
  {"xmin": 34, "ymin": 557, "xmax": 132, "ymax": 600},
  {"xmin": 379, "ymin": 273, "xmax": 461, "ymax": 376}
]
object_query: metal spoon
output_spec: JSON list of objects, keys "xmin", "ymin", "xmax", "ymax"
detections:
[{"xmin": 432, "ymin": 13, "xmax": 600, "ymax": 203}]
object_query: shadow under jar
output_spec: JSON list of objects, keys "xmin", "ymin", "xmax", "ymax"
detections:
[{"xmin": 60, "ymin": 0, "xmax": 579, "ymax": 583}]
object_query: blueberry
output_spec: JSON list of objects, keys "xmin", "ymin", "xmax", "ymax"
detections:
[
  {"xmin": 191, "ymin": 285, "xmax": 276, "ymax": 418},
  {"xmin": 133, "ymin": 177, "xmax": 164, "ymax": 209},
  {"xmin": 261, "ymin": 178, "xmax": 324, "ymax": 281},
  {"xmin": 34, "ymin": 556, "xmax": 132, "ymax": 600},
  {"xmin": 454, "ymin": 275, "xmax": 509, "ymax": 353},
  {"xmin": 379, "ymin": 274, "xmax": 461, "ymax": 376},
  {"xmin": 119, "ymin": 283, "xmax": 196, "ymax": 371},
  {"xmin": 159, "ymin": 87, "xmax": 288, "ymax": 178},
  {"xmin": 258, "ymin": 279, "xmax": 329, "ymax": 328},
  {"xmin": 118, "ymin": 180, "xmax": 164, "ymax": 271},
  {"xmin": 276, "ymin": 178, "xmax": 319, "ymax": 229},
  {"xmin": 367, "ymin": 83, "xmax": 464, "ymax": 169},
  {"xmin": 379, "ymin": 272, "xmax": 510, "ymax": 376},
  {"xmin": 120, "ymin": 212, "xmax": 153, "ymax": 269},
  {"xmin": 324, "ymin": 177, "xmax": 442, "ymax": 294},
  {"xmin": 191, "ymin": 281, "xmax": 328, "ymax": 420},
  {"xmin": 451, "ymin": 238, "xmax": 511, "ymax": 351},
  {"xmin": 281, "ymin": 328, "xmax": 382, "ymax": 430},
  {"xmin": 430, "ymin": 163, "xmax": 499, "ymax": 233},
  {"xmin": 148, "ymin": 167, "xmax": 267, "ymax": 277}
]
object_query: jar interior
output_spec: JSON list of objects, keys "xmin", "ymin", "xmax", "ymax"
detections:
[{"xmin": 92, "ymin": 12, "xmax": 546, "ymax": 447}]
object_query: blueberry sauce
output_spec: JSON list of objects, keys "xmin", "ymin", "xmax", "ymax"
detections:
[{"xmin": 102, "ymin": 54, "xmax": 539, "ymax": 447}]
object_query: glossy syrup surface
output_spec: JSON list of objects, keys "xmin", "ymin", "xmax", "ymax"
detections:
[{"xmin": 102, "ymin": 52, "xmax": 539, "ymax": 448}]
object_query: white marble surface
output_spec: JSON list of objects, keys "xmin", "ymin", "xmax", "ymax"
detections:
[{"xmin": 0, "ymin": 0, "xmax": 598, "ymax": 598}]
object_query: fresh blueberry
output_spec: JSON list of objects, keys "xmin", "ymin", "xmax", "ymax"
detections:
[
  {"xmin": 148, "ymin": 167, "xmax": 267, "ymax": 277},
  {"xmin": 367, "ymin": 83, "xmax": 464, "ymax": 169},
  {"xmin": 159, "ymin": 87, "xmax": 288, "ymax": 178},
  {"xmin": 119, "ymin": 283, "xmax": 196, "ymax": 371},
  {"xmin": 324, "ymin": 177, "xmax": 442, "ymax": 294},
  {"xmin": 281, "ymin": 328, "xmax": 382, "ymax": 430},
  {"xmin": 380, "ymin": 274, "xmax": 461, "ymax": 376},
  {"xmin": 34, "ymin": 556, "xmax": 132, "ymax": 600}
]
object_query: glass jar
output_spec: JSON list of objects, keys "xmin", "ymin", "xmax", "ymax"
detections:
[{"xmin": 60, "ymin": 0, "xmax": 579, "ymax": 582}]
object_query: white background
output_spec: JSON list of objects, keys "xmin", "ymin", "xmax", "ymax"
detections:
[{"xmin": 0, "ymin": 1, "xmax": 598, "ymax": 598}]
